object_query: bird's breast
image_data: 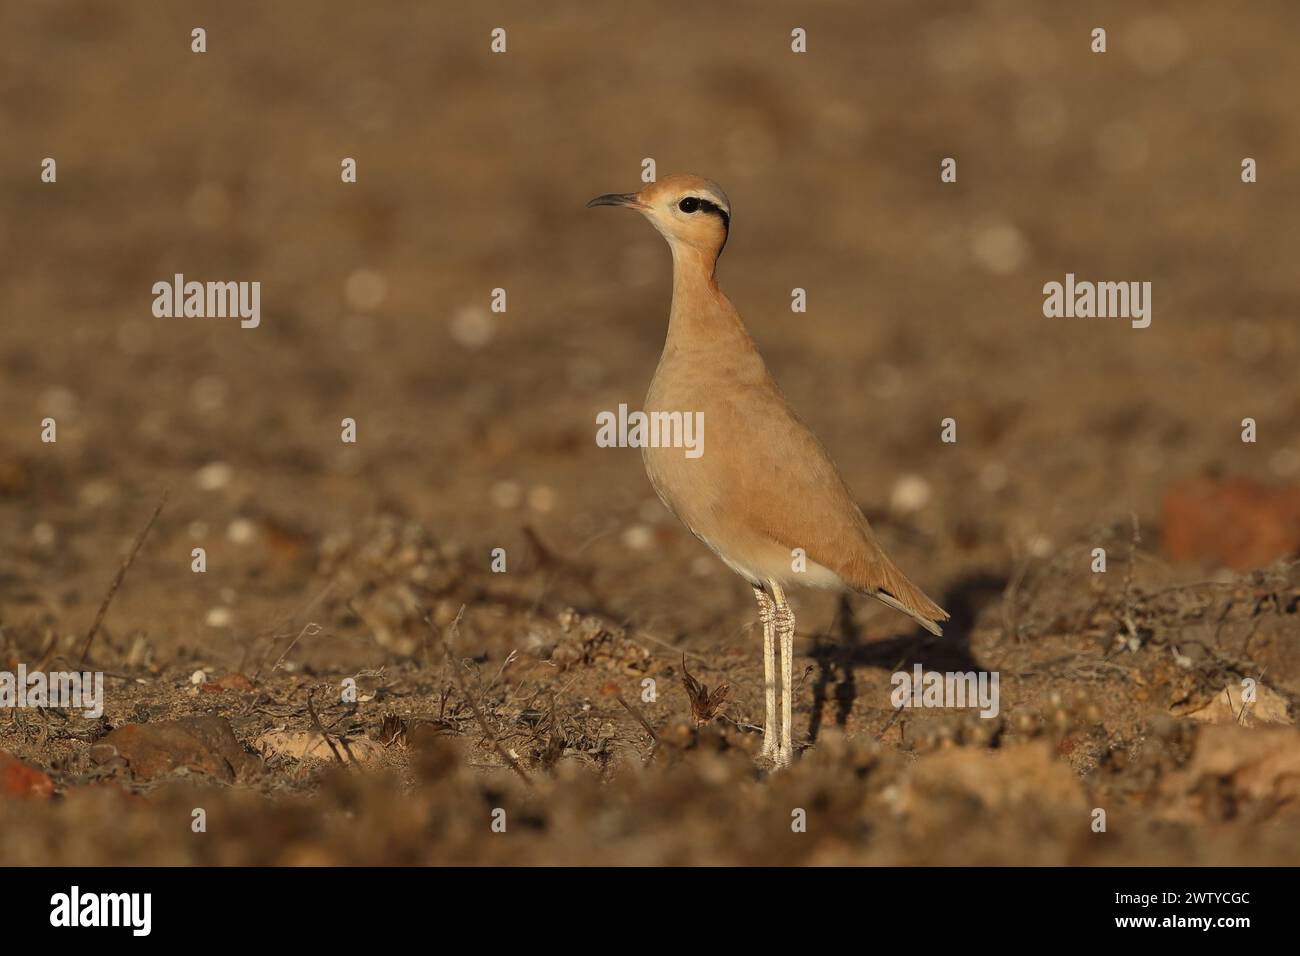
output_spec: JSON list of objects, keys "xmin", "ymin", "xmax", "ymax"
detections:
[{"xmin": 640, "ymin": 349, "xmax": 755, "ymax": 542}]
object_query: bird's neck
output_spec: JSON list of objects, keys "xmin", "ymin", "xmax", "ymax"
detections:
[{"xmin": 665, "ymin": 244, "xmax": 743, "ymax": 347}]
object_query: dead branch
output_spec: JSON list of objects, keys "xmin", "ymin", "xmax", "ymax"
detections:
[{"xmin": 77, "ymin": 489, "xmax": 168, "ymax": 665}]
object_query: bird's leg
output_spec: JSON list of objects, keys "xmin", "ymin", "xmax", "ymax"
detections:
[
  {"xmin": 768, "ymin": 580, "xmax": 795, "ymax": 768},
  {"xmin": 753, "ymin": 586, "xmax": 777, "ymax": 758}
]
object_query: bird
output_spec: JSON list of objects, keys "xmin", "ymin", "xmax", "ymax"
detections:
[{"xmin": 588, "ymin": 174, "xmax": 948, "ymax": 768}]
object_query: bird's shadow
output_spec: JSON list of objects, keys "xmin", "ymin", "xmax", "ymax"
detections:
[{"xmin": 805, "ymin": 571, "xmax": 1007, "ymax": 745}]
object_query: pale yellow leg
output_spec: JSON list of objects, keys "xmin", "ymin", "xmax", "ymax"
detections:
[
  {"xmin": 753, "ymin": 586, "xmax": 777, "ymax": 758},
  {"xmin": 768, "ymin": 580, "xmax": 795, "ymax": 768}
]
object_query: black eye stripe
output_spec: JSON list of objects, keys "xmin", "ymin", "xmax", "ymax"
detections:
[
  {"xmin": 679, "ymin": 196, "xmax": 730, "ymax": 231},
  {"xmin": 699, "ymin": 199, "xmax": 729, "ymax": 230}
]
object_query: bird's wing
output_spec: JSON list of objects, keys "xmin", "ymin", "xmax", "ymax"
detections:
[{"xmin": 716, "ymin": 381, "xmax": 949, "ymax": 631}]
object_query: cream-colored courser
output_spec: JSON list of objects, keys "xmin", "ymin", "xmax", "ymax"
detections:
[{"xmin": 589, "ymin": 173, "xmax": 947, "ymax": 768}]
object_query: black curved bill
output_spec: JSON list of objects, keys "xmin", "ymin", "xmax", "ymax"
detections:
[{"xmin": 586, "ymin": 192, "xmax": 639, "ymax": 208}]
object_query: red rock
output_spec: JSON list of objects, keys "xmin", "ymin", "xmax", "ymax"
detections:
[
  {"xmin": 0, "ymin": 750, "xmax": 54, "ymax": 800},
  {"xmin": 97, "ymin": 716, "xmax": 262, "ymax": 782},
  {"xmin": 201, "ymin": 672, "xmax": 254, "ymax": 693},
  {"xmin": 1162, "ymin": 477, "xmax": 1300, "ymax": 571}
]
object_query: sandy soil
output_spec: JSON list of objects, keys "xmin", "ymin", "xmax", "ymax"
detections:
[{"xmin": 1, "ymin": 0, "xmax": 1298, "ymax": 865}]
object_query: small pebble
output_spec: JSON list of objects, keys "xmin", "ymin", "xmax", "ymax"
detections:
[
  {"xmin": 890, "ymin": 474, "xmax": 932, "ymax": 514},
  {"xmin": 205, "ymin": 607, "xmax": 232, "ymax": 628},
  {"xmin": 449, "ymin": 305, "xmax": 494, "ymax": 350},
  {"xmin": 621, "ymin": 525, "xmax": 654, "ymax": 551},
  {"xmin": 490, "ymin": 480, "xmax": 522, "ymax": 509},
  {"xmin": 195, "ymin": 462, "xmax": 233, "ymax": 491},
  {"xmin": 227, "ymin": 518, "xmax": 257, "ymax": 544},
  {"xmin": 527, "ymin": 486, "xmax": 557, "ymax": 513}
]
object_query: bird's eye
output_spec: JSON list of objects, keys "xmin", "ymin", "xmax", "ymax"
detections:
[{"xmin": 678, "ymin": 197, "xmax": 701, "ymax": 213}]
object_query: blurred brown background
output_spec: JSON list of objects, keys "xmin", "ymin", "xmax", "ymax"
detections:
[{"xmin": 1, "ymin": 1, "xmax": 1298, "ymax": 864}]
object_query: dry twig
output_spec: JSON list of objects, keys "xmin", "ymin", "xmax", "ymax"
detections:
[
  {"xmin": 77, "ymin": 490, "xmax": 168, "ymax": 665},
  {"xmin": 426, "ymin": 607, "xmax": 531, "ymax": 787},
  {"xmin": 616, "ymin": 693, "xmax": 659, "ymax": 749},
  {"xmin": 306, "ymin": 689, "xmax": 346, "ymax": 768}
]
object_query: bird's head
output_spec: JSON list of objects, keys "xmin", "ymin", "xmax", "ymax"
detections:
[{"xmin": 587, "ymin": 173, "xmax": 731, "ymax": 259}]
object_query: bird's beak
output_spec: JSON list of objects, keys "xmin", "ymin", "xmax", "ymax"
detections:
[{"xmin": 586, "ymin": 192, "xmax": 643, "ymax": 210}]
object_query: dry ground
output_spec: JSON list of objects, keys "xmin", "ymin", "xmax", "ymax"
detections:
[{"xmin": 1, "ymin": 0, "xmax": 1299, "ymax": 865}]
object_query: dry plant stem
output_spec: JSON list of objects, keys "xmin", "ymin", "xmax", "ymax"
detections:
[
  {"xmin": 680, "ymin": 654, "xmax": 730, "ymax": 726},
  {"xmin": 616, "ymin": 693, "xmax": 659, "ymax": 749},
  {"xmin": 1002, "ymin": 545, "xmax": 1035, "ymax": 644},
  {"xmin": 875, "ymin": 705, "xmax": 904, "ymax": 742},
  {"xmin": 1121, "ymin": 513, "xmax": 1141, "ymax": 646},
  {"xmin": 33, "ymin": 632, "xmax": 58, "ymax": 674},
  {"xmin": 427, "ymin": 607, "xmax": 531, "ymax": 787},
  {"xmin": 272, "ymin": 622, "xmax": 322, "ymax": 672},
  {"xmin": 77, "ymin": 489, "xmax": 169, "ymax": 666},
  {"xmin": 306, "ymin": 689, "xmax": 347, "ymax": 768},
  {"xmin": 251, "ymin": 579, "xmax": 335, "ymax": 680}
]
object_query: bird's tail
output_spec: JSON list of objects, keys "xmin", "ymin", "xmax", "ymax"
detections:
[{"xmin": 859, "ymin": 561, "xmax": 949, "ymax": 636}]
